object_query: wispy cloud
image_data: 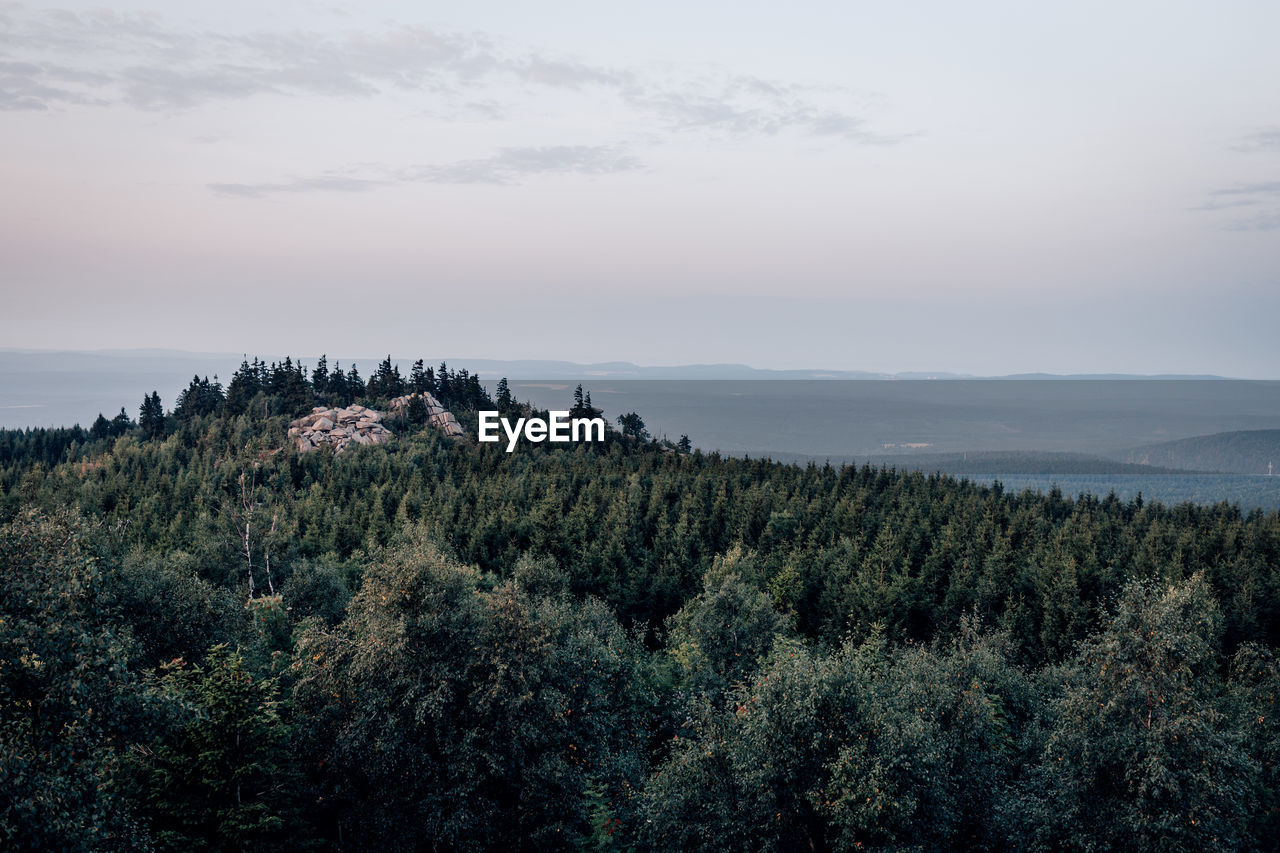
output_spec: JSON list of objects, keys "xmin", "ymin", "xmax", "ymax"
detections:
[
  {"xmin": 1230, "ymin": 128, "xmax": 1280, "ymax": 153},
  {"xmin": 208, "ymin": 145, "xmax": 642, "ymax": 198},
  {"xmin": 625, "ymin": 74, "xmax": 904, "ymax": 142},
  {"xmin": 208, "ymin": 175, "xmax": 385, "ymax": 198},
  {"xmin": 1224, "ymin": 211, "xmax": 1280, "ymax": 231},
  {"xmin": 0, "ymin": 59, "xmax": 108, "ymax": 109},
  {"xmin": 1196, "ymin": 180, "xmax": 1280, "ymax": 231},
  {"xmin": 1, "ymin": 3, "xmax": 896, "ymax": 145}
]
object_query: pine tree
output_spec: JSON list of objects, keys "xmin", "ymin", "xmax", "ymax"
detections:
[
  {"xmin": 311, "ymin": 354, "xmax": 329, "ymax": 399},
  {"xmin": 139, "ymin": 391, "xmax": 165, "ymax": 438},
  {"xmin": 346, "ymin": 364, "xmax": 363, "ymax": 405},
  {"xmin": 327, "ymin": 364, "xmax": 348, "ymax": 406},
  {"xmin": 110, "ymin": 406, "xmax": 131, "ymax": 436},
  {"xmin": 225, "ymin": 359, "xmax": 262, "ymax": 416},
  {"xmin": 410, "ymin": 359, "xmax": 429, "ymax": 395},
  {"xmin": 496, "ymin": 378, "xmax": 514, "ymax": 414},
  {"xmin": 174, "ymin": 375, "xmax": 225, "ymax": 420}
]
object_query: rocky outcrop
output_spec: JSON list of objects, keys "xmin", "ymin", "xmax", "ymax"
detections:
[
  {"xmin": 288, "ymin": 392, "xmax": 466, "ymax": 453},
  {"xmin": 389, "ymin": 393, "xmax": 465, "ymax": 438},
  {"xmin": 289, "ymin": 404, "xmax": 393, "ymax": 454}
]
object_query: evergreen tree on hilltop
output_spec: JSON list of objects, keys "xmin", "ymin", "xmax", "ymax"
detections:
[
  {"xmin": 345, "ymin": 364, "xmax": 363, "ymax": 406},
  {"xmin": 326, "ymin": 364, "xmax": 348, "ymax": 407},
  {"xmin": 225, "ymin": 359, "xmax": 262, "ymax": 416},
  {"xmin": 267, "ymin": 357, "xmax": 310, "ymax": 416},
  {"xmin": 569, "ymin": 386, "xmax": 601, "ymax": 420},
  {"xmin": 109, "ymin": 406, "xmax": 132, "ymax": 436},
  {"xmin": 368, "ymin": 356, "xmax": 406, "ymax": 402},
  {"xmin": 90, "ymin": 413, "xmax": 111, "ymax": 440},
  {"xmin": 495, "ymin": 378, "xmax": 514, "ymax": 414},
  {"xmin": 311, "ymin": 355, "xmax": 329, "ymax": 402},
  {"xmin": 139, "ymin": 391, "xmax": 165, "ymax": 438},
  {"xmin": 174, "ymin": 375, "xmax": 225, "ymax": 420},
  {"xmin": 410, "ymin": 359, "xmax": 433, "ymax": 396},
  {"xmin": 454, "ymin": 369, "xmax": 491, "ymax": 411},
  {"xmin": 435, "ymin": 362, "xmax": 451, "ymax": 407}
]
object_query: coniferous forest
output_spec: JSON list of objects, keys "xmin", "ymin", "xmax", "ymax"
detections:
[{"xmin": 3, "ymin": 357, "xmax": 1280, "ymax": 851}]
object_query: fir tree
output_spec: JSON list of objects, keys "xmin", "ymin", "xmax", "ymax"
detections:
[
  {"xmin": 495, "ymin": 377, "xmax": 514, "ymax": 414},
  {"xmin": 139, "ymin": 391, "xmax": 165, "ymax": 438}
]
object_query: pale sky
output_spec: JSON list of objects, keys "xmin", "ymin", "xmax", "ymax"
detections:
[{"xmin": 2, "ymin": 1, "xmax": 1278, "ymax": 376}]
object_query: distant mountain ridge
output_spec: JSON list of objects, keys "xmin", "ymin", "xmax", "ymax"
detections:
[{"xmin": 0, "ymin": 349, "xmax": 1236, "ymax": 381}]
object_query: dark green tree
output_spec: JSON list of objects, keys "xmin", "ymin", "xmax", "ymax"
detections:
[
  {"xmin": 135, "ymin": 645, "xmax": 301, "ymax": 851},
  {"xmin": 310, "ymin": 355, "xmax": 329, "ymax": 401},
  {"xmin": 495, "ymin": 377, "xmax": 514, "ymax": 414},
  {"xmin": 0, "ymin": 512, "xmax": 155, "ymax": 850},
  {"xmin": 110, "ymin": 406, "xmax": 132, "ymax": 436},
  {"xmin": 174, "ymin": 375, "xmax": 225, "ymax": 420},
  {"xmin": 225, "ymin": 359, "xmax": 263, "ymax": 416},
  {"xmin": 292, "ymin": 529, "xmax": 648, "ymax": 849},
  {"xmin": 139, "ymin": 391, "xmax": 165, "ymax": 438},
  {"xmin": 616, "ymin": 412, "xmax": 647, "ymax": 441},
  {"xmin": 1018, "ymin": 575, "xmax": 1257, "ymax": 850}
]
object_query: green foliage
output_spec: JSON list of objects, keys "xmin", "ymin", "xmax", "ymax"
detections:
[
  {"xmin": 292, "ymin": 529, "xmax": 649, "ymax": 849},
  {"xmin": 665, "ymin": 551, "xmax": 793, "ymax": 701},
  {"xmin": 0, "ymin": 511, "xmax": 155, "ymax": 850},
  {"xmin": 1018, "ymin": 576, "xmax": 1257, "ymax": 850},
  {"xmin": 1226, "ymin": 642, "xmax": 1280, "ymax": 845},
  {"xmin": 642, "ymin": 620, "xmax": 1033, "ymax": 851},
  {"xmin": 280, "ymin": 559, "xmax": 351, "ymax": 626},
  {"xmin": 496, "ymin": 377, "xmax": 515, "ymax": 414},
  {"xmin": 139, "ymin": 390, "xmax": 165, "ymax": 439},
  {"xmin": 174, "ymin": 375, "xmax": 225, "ymax": 421},
  {"xmin": 134, "ymin": 645, "xmax": 302, "ymax": 851},
  {"xmin": 106, "ymin": 550, "xmax": 244, "ymax": 668},
  {"xmin": 3, "ymin": 364, "xmax": 1280, "ymax": 849},
  {"xmin": 616, "ymin": 412, "xmax": 648, "ymax": 441}
]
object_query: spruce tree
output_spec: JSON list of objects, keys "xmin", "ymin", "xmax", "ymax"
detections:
[
  {"xmin": 139, "ymin": 391, "xmax": 164, "ymax": 438},
  {"xmin": 495, "ymin": 378, "xmax": 514, "ymax": 414}
]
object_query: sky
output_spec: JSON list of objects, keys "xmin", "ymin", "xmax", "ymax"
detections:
[{"xmin": 2, "ymin": 0, "xmax": 1278, "ymax": 376}]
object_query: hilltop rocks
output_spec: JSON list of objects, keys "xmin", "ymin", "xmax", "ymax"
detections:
[
  {"xmin": 290, "ymin": 405, "xmax": 393, "ymax": 454},
  {"xmin": 389, "ymin": 393, "xmax": 466, "ymax": 438},
  {"xmin": 289, "ymin": 392, "xmax": 466, "ymax": 453}
]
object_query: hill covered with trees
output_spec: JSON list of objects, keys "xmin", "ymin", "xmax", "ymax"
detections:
[
  {"xmin": 2, "ymin": 356, "xmax": 1279, "ymax": 850},
  {"xmin": 1115, "ymin": 429, "xmax": 1280, "ymax": 476}
]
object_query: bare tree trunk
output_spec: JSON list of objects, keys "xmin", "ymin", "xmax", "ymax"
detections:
[
  {"xmin": 239, "ymin": 469, "xmax": 257, "ymax": 600},
  {"xmin": 264, "ymin": 511, "xmax": 278, "ymax": 595}
]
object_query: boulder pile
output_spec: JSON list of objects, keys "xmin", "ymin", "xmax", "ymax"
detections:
[
  {"xmin": 288, "ymin": 404, "xmax": 393, "ymax": 454},
  {"xmin": 288, "ymin": 392, "xmax": 466, "ymax": 454},
  {"xmin": 389, "ymin": 393, "xmax": 466, "ymax": 438}
]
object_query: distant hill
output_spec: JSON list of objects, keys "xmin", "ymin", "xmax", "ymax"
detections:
[
  {"xmin": 1112, "ymin": 429, "xmax": 1280, "ymax": 475},
  {"xmin": 750, "ymin": 450, "xmax": 1191, "ymax": 477},
  {"xmin": 864, "ymin": 451, "xmax": 1191, "ymax": 477}
]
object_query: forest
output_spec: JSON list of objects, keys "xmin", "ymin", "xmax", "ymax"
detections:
[{"xmin": 2, "ymin": 356, "xmax": 1279, "ymax": 851}]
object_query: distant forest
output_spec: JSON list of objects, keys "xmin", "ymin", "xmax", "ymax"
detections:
[
  {"xmin": 1117, "ymin": 429, "xmax": 1280, "ymax": 476},
  {"xmin": 2, "ymin": 356, "xmax": 1279, "ymax": 851}
]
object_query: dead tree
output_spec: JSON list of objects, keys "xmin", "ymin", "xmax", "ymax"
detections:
[{"xmin": 235, "ymin": 464, "xmax": 277, "ymax": 601}]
